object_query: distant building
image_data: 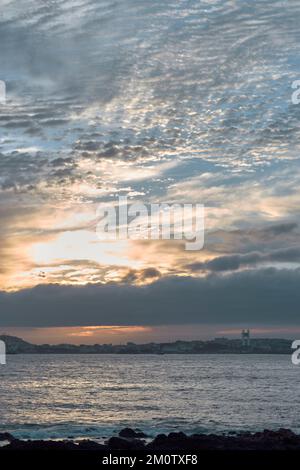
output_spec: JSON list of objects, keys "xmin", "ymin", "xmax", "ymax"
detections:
[{"xmin": 241, "ymin": 329, "xmax": 250, "ymax": 347}]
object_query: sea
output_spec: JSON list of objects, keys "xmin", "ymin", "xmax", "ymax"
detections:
[{"xmin": 0, "ymin": 354, "xmax": 299, "ymax": 441}]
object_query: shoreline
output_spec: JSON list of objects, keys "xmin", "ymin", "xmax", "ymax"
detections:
[
  {"xmin": 1, "ymin": 428, "xmax": 300, "ymax": 451},
  {"xmin": 4, "ymin": 351, "xmax": 292, "ymax": 355},
  {"xmin": 1, "ymin": 335, "xmax": 293, "ymax": 355}
]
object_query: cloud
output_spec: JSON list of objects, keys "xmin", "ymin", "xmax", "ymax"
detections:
[
  {"xmin": 262, "ymin": 223, "xmax": 298, "ymax": 236},
  {"xmin": 187, "ymin": 246, "xmax": 300, "ymax": 272},
  {"xmin": 1, "ymin": 268, "xmax": 300, "ymax": 327},
  {"xmin": 121, "ymin": 267, "xmax": 161, "ymax": 284},
  {"xmin": 2, "ymin": 0, "xmax": 300, "ymax": 315}
]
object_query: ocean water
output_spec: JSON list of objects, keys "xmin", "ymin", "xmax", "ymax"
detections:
[{"xmin": 0, "ymin": 354, "xmax": 299, "ymax": 441}]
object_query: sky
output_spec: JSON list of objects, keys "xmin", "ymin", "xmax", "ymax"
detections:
[{"xmin": 1, "ymin": 0, "xmax": 300, "ymax": 344}]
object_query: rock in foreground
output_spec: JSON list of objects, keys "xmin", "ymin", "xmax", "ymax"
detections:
[{"xmin": 1, "ymin": 428, "xmax": 300, "ymax": 451}]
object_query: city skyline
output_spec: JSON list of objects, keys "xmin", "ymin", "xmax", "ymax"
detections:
[{"xmin": 0, "ymin": 325, "xmax": 299, "ymax": 345}]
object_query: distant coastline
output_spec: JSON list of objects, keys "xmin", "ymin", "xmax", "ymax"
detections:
[{"xmin": 0, "ymin": 334, "xmax": 293, "ymax": 354}]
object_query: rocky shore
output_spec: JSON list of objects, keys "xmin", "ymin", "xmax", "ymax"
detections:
[{"xmin": 1, "ymin": 428, "xmax": 300, "ymax": 451}]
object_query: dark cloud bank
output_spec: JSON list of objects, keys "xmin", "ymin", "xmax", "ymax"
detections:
[
  {"xmin": 0, "ymin": 268, "xmax": 299, "ymax": 327},
  {"xmin": 187, "ymin": 246, "xmax": 300, "ymax": 272}
]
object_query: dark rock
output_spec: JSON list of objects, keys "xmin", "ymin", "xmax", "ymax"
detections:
[
  {"xmin": 119, "ymin": 428, "xmax": 147, "ymax": 438},
  {"xmin": 148, "ymin": 429, "xmax": 300, "ymax": 451},
  {"xmin": 77, "ymin": 440, "xmax": 106, "ymax": 450},
  {"xmin": 107, "ymin": 436, "xmax": 145, "ymax": 450},
  {"xmin": 0, "ymin": 433, "xmax": 15, "ymax": 442},
  {"xmin": 147, "ymin": 433, "xmax": 168, "ymax": 449},
  {"xmin": 2, "ymin": 429, "xmax": 300, "ymax": 452},
  {"xmin": 168, "ymin": 432, "xmax": 188, "ymax": 440},
  {"xmin": 5, "ymin": 439, "xmax": 78, "ymax": 451},
  {"xmin": 149, "ymin": 432, "xmax": 207, "ymax": 450}
]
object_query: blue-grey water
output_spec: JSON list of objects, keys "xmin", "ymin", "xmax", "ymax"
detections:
[{"xmin": 0, "ymin": 354, "xmax": 299, "ymax": 441}]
